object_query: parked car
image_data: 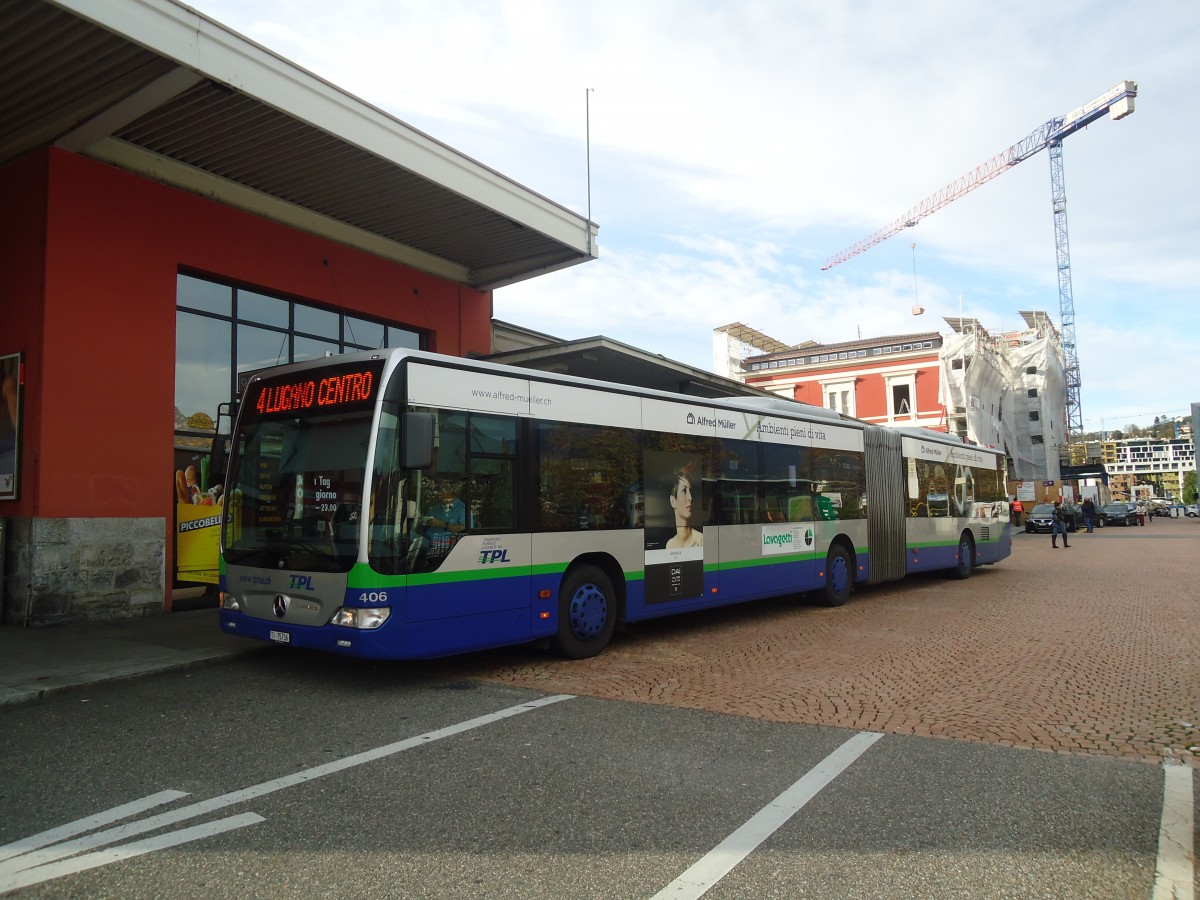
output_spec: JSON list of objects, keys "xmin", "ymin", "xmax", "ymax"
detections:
[
  {"xmin": 1100, "ymin": 502, "xmax": 1138, "ymax": 526},
  {"xmin": 1024, "ymin": 503, "xmax": 1058, "ymax": 534},
  {"xmin": 1187, "ymin": 504, "xmax": 1199, "ymax": 518}
]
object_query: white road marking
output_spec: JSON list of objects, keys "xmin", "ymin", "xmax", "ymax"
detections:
[
  {"xmin": 0, "ymin": 790, "xmax": 187, "ymax": 864},
  {"xmin": 1, "ymin": 814, "xmax": 265, "ymax": 894},
  {"xmin": 1152, "ymin": 761, "xmax": 1195, "ymax": 900},
  {"xmin": 0, "ymin": 694, "xmax": 573, "ymax": 893},
  {"xmin": 652, "ymin": 731, "xmax": 884, "ymax": 899}
]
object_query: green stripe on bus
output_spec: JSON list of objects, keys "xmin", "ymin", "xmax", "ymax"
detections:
[{"xmin": 347, "ymin": 561, "xmax": 647, "ymax": 589}]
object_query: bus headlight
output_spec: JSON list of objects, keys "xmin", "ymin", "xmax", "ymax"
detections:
[
  {"xmin": 330, "ymin": 607, "xmax": 391, "ymax": 629},
  {"xmin": 219, "ymin": 592, "xmax": 241, "ymax": 611}
]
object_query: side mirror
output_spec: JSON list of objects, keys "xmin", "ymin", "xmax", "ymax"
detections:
[{"xmin": 401, "ymin": 412, "xmax": 434, "ymax": 470}]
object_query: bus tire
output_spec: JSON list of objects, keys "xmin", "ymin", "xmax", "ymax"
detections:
[
  {"xmin": 952, "ymin": 532, "xmax": 975, "ymax": 580},
  {"xmin": 819, "ymin": 545, "xmax": 853, "ymax": 607},
  {"xmin": 550, "ymin": 565, "xmax": 617, "ymax": 659}
]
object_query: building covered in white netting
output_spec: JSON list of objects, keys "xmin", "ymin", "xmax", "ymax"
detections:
[{"xmin": 940, "ymin": 311, "xmax": 1067, "ymax": 481}]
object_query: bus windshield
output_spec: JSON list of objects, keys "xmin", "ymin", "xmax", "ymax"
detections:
[
  {"xmin": 223, "ymin": 357, "xmax": 385, "ymax": 573},
  {"xmin": 223, "ymin": 410, "xmax": 372, "ymax": 573}
]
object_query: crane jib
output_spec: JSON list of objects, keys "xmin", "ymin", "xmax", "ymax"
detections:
[{"xmin": 820, "ymin": 80, "xmax": 1137, "ymax": 272}]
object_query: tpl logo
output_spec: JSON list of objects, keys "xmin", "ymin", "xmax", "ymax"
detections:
[
  {"xmin": 478, "ymin": 549, "xmax": 511, "ymax": 565},
  {"xmin": 288, "ymin": 574, "xmax": 314, "ymax": 591}
]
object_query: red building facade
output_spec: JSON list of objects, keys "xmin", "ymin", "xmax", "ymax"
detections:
[{"xmin": 741, "ymin": 333, "xmax": 947, "ymax": 431}]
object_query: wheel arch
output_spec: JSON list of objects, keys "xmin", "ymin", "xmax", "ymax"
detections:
[{"xmin": 563, "ymin": 552, "xmax": 627, "ymax": 623}]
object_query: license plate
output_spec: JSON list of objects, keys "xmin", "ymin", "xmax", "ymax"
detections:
[{"xmin": 269, "ymin": 630, "xmax": 291, "ymax": 644}]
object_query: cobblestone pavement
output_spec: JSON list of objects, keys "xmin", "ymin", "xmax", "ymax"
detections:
[{"xmin": 443, "ymin": 517, "xmax": 1199, "ymax": 767}]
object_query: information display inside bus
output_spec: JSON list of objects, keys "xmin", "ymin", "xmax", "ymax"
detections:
[{"xmin": 244, "ymin": 359, "xmax": 385, "ymax": 420}]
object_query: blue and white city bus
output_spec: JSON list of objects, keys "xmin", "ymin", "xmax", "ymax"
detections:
[{"xmin": 217, "ymin": 348, "xmax": 1010, "ymax": 659}]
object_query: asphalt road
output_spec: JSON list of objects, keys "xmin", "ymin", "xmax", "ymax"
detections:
[{"xmin": 1, "ymin": 518, "xmax": 1196, "ymax": 898}]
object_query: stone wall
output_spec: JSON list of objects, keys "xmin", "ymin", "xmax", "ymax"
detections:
[{"xmin": 1, "ymin": 517, "xmax": 166, "ymax": 626}]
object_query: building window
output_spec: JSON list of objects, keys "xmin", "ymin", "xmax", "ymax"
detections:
[
  {"xmin": 1028, "ymin": 388, "xmax": 1038, "ymax": 398},
  {"xmin": 891, "ymin": 383, "xmax": 912, "ymax": 419},
  {"xmin": 175, "ymin": 272, "xmax": 423, "ymax": 427},
  {"xmin": 1029, "ymin": 411, "xmax": 1040, "ymax": 421},
  {"xmin": 822, "ymin": 381, "xmax": 856, "ymax": 417},
  {"xmin": 1031, "ymin": 434, "xmax": 1044, "ymax": 444},
  {"xmin": 1026, "ymin": 366, "xmax": 1037, "ymax": 375}
]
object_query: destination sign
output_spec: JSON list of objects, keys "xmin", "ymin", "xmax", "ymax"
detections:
[{"xmin": 245, "ymin": 359, "xmax": 384, "ymax": 420}]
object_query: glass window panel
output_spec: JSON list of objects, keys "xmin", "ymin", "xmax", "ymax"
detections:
[
  {"xmin": 538, "ymin": 422, "xmax": 641, "ymax": 530},
  {"xmin": 237, "ymin": 324, "xmax": 290, "ymax": 382},
  {"xmin": 716, "ymin": 439, "xmax": 759, "ymax": 525},
  {"xmin": 811, "ymin": 447, "xmax": 865, "ymax": 520},
  {"xmin": 237, "ymin": 290, "xmax": 290, "ymax": 327},
  {"xmin": 294, "ymin": 305, "xmax": 339, "ymax": 338},
  {"xmin": 471, "ymin": 415, "xmax": 517, "ymax": 454},
  {"xmin": 388, "ymin": 326, "xmax": 421, "ymax": 349},
  {"xmin": 175, "ymin": 311, "xmax": 231, "ymax": 422},
  {"xmin": 344, "ymin": 316, "xmax": 385, "ymax": 349},
  {"xmin": 293, "ymin": 335, "xmax": 340, "ymax": 363},
  {"xmin": 761, "ymin": 444, "xmax": 813, "ymax": 522},
  {"xmin": 470, "ymin": 457, "xmax": 514, "ymax": 529},
  {"xmin": 177, "ymin": 274, "xmax": 231, "ymax": 316}
]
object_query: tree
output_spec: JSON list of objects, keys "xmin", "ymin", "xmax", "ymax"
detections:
[{"xmin": 1185, "ymin": 471, "xmax": 1198, "ymax": 504}]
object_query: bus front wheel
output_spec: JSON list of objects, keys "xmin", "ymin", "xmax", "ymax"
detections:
[
  {"xmin": 551, "ymin": 565, "xmax": 617, "ymax": 659},
  {"xmin": 819, "ymin": 545, "xmax": 853, "ymax": 607}
]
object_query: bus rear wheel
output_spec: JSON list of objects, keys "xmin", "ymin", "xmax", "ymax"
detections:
[
  {"xmin": 551, "ymin": 565, "xmax": 617, "ymax": 659},
  {"xmin": 952, "ymin": 532, "xmax": 975, "ymax": 580},
  {"xmin": 819, "ymin": 545, "xmax": 853, "ymax": 607}
]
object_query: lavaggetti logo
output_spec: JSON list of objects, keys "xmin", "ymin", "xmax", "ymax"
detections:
[{"xmin": 761, "ymin": 526, "xmax": 815, "ymax": 555}]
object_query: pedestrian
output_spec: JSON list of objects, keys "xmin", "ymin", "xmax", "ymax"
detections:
[
  {"xmin": 1081, "ymin": 497, "xmax": 1096, "ymax": 533},
  {"xmin": 1051, "ymin": 500, "xmax": 1071, "ymax": 548},
  {"xmin": 1135, "ymin": 500, "xmax": 1146, "ymax": 526},
  {"xmin": 1011, "ymin": 498, "xmax": 1023, "ymax": 528}
]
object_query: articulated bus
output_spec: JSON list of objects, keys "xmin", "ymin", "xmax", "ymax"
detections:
[{"xmin": 217, "ymin": 348, "xmax": 1011, "ymax": 659}]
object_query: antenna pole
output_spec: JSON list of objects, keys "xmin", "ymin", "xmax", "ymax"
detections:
[{"xmin": 585, "ymin": 88, "xmax": 594, "ymax": 256}]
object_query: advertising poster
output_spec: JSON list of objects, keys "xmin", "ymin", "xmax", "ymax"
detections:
[
  {"xmin": 643, "ymin": 450, "xmax": 705, "ymax": 603},
  {"xmin": 0, "ymin": 353, "xmax": 21, "ymax": 501},
  {"xmin": 174, "ymin": 455, "xmax": 223, "ymax": 584}
]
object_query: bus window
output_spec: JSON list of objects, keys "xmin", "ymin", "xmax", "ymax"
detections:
[
  {"xmin": 812, "ymin": 448, "xmax": 866, "ymax": 520},
  {"xmin": 468, "ymin": 415, "xmax": 517, "ymax": 530},
  {"xmin": 716, "ymin": 439, "xmax": 760, "ymax": 526},
  {"xmin": 761, "ymin": 443, "xmax": 813, "ymax": 523},
  {"xmin": 537, "ymin": 422, "xmax": 641, "ymax": 530}
]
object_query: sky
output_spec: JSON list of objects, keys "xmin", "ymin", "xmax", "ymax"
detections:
[{"xmin": 188, "ymin": 0, "xmax": 1199, "ymax": 433}]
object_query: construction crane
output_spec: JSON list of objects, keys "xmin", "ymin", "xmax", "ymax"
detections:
[{"xmin": 821, "ymin": 80, "xmax": 1138, "ymax": 445}]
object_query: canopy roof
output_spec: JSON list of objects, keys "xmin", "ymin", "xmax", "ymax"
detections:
[{"xmin": 2, "ymin": 0, "xmax": 596, "ymax": 289}]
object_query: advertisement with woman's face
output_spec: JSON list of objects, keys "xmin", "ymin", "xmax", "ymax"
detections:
[{"xmin": 644, "ymin": 451, "xmax": 704, "ymax": 603}]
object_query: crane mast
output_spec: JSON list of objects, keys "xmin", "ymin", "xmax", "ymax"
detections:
[{"xmin": 822, "ymin": 80, "xmax": 1137, "ymax": 445}]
